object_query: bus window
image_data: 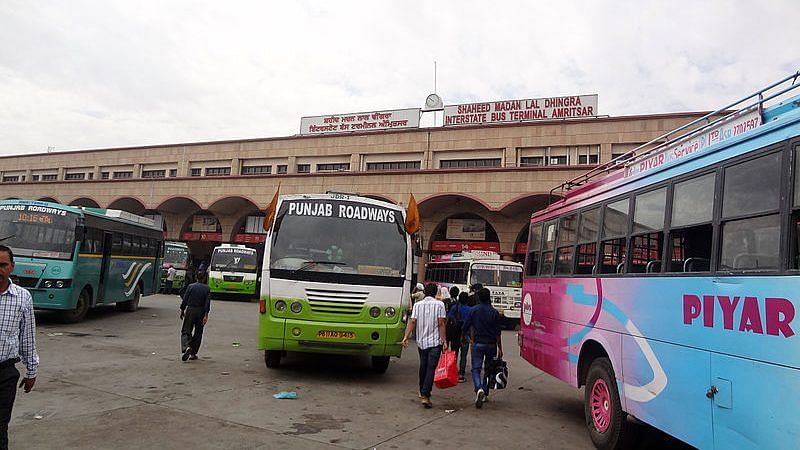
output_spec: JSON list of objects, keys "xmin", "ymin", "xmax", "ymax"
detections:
[
  {"xmin": 575, "ymin": 207, "xmax": 599, "ymax": 274},
  {"xmin": 720, "ymin": 152, "xmax": 782, "ymax": 271},
  {"xmin": 540, "ymin": 220, "xmax": 557, "ymax": 276},
  {"xmin": 630, "ymin": 187, "xmax": 666, "ymax": 273},
  {"xmin": 555, "ymin": 213, "xmax": 577, "ymax": 275},
  {"xmin": 526, "ymin": 223, "xmax": 542, "ymax": 276},
  {"xmin": 794, "ymin": 146, "xmax": 800, "ymax": 270},
  {"xmin": 600, "ymin": 198, "xmax": 629, "ymax": 273},
  {"xmin": 668, "ymin": 173, "xmax": 715, "ymax": 272}
]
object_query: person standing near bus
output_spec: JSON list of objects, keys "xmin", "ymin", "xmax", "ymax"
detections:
[
  {"xmin": 401, "ymin": 283, "xmax": 447, "ymax": 409},
  {"xmin": 179, "ymin": 271, "xmax": 211, "ymax": 361},
  {"xmin": 0, "ymin": 245, "xmax": 39, "ymax": 449},
  {"xmin": 463, "ymin": 287, "xmax": 503, "ymax": 408},
  {"xmin": 164, "ymin": 264, "xmax": 176, "ymax": 294},
  {"xmin": 449, "ymin": 292, "xmax": 471, "ymax": 382}
]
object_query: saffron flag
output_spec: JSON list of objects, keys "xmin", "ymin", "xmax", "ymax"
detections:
[
  {"xmin": 405, "ymin": 193, "xmax": 420, "ymax": 235},
  {"xmin": 263, "ymin": 184, "xmax": 281, "ymax": 231}
]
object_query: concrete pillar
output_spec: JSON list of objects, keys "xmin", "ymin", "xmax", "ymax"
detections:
[
  {"xmin": 287, "ymin": 156, "xmax": 297, "ymax": 174},
  {"xmin": 601, "ymin": 142, "xmax": 613, "ymax": 162},
  {"xmin": 504, "ymin": 147, "xmax": 517, "ymax": 167},
  {"xmin": 218, "ymin": 215, "xmax": 241, "ymax": 242},
  {"xmin": 161, "ymin": 213, "xmax": 189, "ymax": 241},
  {"xmin": 133, "ymin": 164, "xmax": 141, "ymax": 178},
  {"xmin": 350, "ymin": 153, "xmax": 361, "ymax": 171},
  {"xmin": 231, "ymin": 158, "xmax": 240, "ymax": 176}
]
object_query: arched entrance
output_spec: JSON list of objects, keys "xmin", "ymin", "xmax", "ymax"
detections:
[
  {"xmin": 180, "ymin": 211, "xmax": 223, "ymax": 268},
  {"xmin": 428, "ymin": 212, "xmax": 500, "ymax": 255}
]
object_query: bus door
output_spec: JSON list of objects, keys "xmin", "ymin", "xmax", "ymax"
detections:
[{"xmin": 97, "ymin": 232, "xmax": 113, "ymax": 303}]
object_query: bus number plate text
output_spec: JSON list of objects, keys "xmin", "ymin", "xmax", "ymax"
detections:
[{"xmin": 317, "ymin": 330, "xmax": 355, "ymax": 339}]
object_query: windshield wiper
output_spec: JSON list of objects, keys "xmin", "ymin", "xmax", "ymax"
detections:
[
  {"xmin": 0, "ymin": 235, "xmax": 14, "ymax": 243},
  {"xmin": 290, "ymin": 260, "xmax": 344, "ymax": 274}
]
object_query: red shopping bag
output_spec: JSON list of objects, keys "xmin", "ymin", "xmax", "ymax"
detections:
[{"xmin": 434, "ymin": 350, "xmax": 459, "ymax": 389}]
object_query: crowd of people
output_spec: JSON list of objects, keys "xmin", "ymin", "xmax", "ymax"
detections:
[{"xmin": 402, "ymin": 281, "xmax": 503, "ymax": 409}]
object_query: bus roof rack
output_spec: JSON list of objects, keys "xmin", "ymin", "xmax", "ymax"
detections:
[{"xmin": 548, "ymin": 70, "xmax": 800, "ymax": 205}]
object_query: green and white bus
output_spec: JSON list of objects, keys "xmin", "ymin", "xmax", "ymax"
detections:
[
  {"xmin": 208, "ymin": 243, "xmax": 258, "ymax": 297},
  {"xmin": 259, "ymin": 193, "xmax": 413, "ymax": 373},
  {"xmin": 0, "ymin": 199, "xmax": 163, "ymax": 322},
  {"xmin": 161, "ymin": 241, "xmax": 190, "ymax": 293}
]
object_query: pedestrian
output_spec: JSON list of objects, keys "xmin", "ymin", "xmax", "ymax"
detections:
[
  {"xmin": 462, "ymin": 287, "xmax": 503, "ymax": 408},
  {"xmin": 438, "ymin": 286, "xmax": 453, "ymax": 312},
  {"xmin": 410, "ymin": 282, "xmax": 425, "ymax": 304},
  {"xmin": 448, "ymin": 292, "xmax": 471, "ymax": 382},
  {"xmin": 401, "ymin": 283, "xmax": 448, "ymax": 409},
  {"xmin": 449, "ymin": 286, "xmax": 460, "ymax": 308},
  {"xmin": 467, "ymin": 283, "xmax": 483, "ymax": 306},
  {"xmin": 0, "ymin": 245, "xmax": 39, "ymax": 449},
  {"xmin": 197, "ymin": 260, "xmax": 208, "ymax": 275},
  {"xmin": 179, "ymin": 270, "xmax": 211, "ymax": 361},
  {"xmin": 164, "ymin": 264, "xmax": 176, "ymax": 294}
]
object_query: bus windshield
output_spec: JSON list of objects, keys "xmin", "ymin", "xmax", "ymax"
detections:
[
  {"xmin": 270, "ymin": 199, "xmax": 406, "ymax": 279},
  {"xmin": 163, "ymin": 246, "xmax": 189, "ymax": 269},
  {"xmin": 211, "ymin": 248, "xmax": 258, "ymax": 273},
  {"xmin": 471, "ymin": 263, "xmax": 523, "ymax": 288},
  {"xmin": 0, "ymin": 207, "xmax": 78, "ymax": 260}
]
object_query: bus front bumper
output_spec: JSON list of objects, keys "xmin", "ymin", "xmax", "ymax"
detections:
[
  {"xmin": 29, "ymin": 289, "xmax": 75, "ymax": 310},
  {"xmin": 258, "ymin": 315, "xmax": 404, "ymax": 357}
]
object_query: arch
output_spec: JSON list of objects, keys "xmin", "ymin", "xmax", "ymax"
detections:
[
  {"xmin": 207, "ymin": 195, "xmax": 261, "ymax": 217},
  {"xmin": 498, "ymin": 193, "xmax": 560, "ymax": 218},
  {"xmin": 417, "ymin": 193, "xmax": 492, "ymax": 217},
  {"xmin": 69, "ymin": 197, "xmax": 101, "ymax": 208},
  {"xmin": 107, "ymin": 197, "xmax": 147, "ymax": 215},
  {"xmin": 180, "ymin": 210, "xmax": 224, "ymax": 267},
  {"xmin": 37, "ymin": 196, "xmax": 59, "ymax": 203},
  {"xmin": 156, "ymin": 196, "xmax": 203, "ymax": 216},
  {"xmin": 427, "ymin": 212, "xmax": 500, "ymax": 253}
]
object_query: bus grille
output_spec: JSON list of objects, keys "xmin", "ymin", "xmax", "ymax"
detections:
[
  {"xmin": 10, "ymin": 276, "xmax": 37, "ymax": 288},
  {"xmin": 223, "ymin": 275, "xmax": 243, "ymax": 282},
  {"xmin": 305, "ymin": 288, "xmax": 368, "ymax": 315}
]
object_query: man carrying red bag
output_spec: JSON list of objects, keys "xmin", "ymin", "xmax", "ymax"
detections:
[{"xmin": 401, "ymin": 283, "xmax": 447, "ymax": 408}]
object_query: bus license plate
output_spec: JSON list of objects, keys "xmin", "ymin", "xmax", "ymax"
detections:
[{"xmin": 317, "ymin": 330, "xmax": 355, "ymax": 339}]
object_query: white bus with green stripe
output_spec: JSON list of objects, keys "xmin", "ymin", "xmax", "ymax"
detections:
[
  {"xmin": 258, "ymin": 193, "xmax": 413, "ymax": 373},
  {"xmin": 208, "ymin": 243, "xmax": 258, "ymax": 297}
]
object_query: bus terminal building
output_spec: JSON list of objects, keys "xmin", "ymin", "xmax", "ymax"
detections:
[{"xmin": 0, "ymin": 94, "xmax": 710, "ymax": 267}]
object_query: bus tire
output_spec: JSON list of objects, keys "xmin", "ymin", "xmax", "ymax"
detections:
[
  {"xmin": 584, "ymin": 357, "xmax": 630, "ymax": 450},
  {"xmin": 371, "ymin": 356, "xmax": 390, "ymax": 374},
  {"xmin": 59, "ymin": 288, "xmax": 90, "ymax": 323},
  {"xmin": 265, "ymin": 350, "xmax": 281, "ymax": 368},
  {"xmin": 117, "ymin": 286, "xmax": 141, "ymax": 312}
]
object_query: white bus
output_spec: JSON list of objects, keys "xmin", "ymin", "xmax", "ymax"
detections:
[
  {"xmin": 423, "ymin": 251, "xmax": 523, "ymax": 323},
  {"xmin": 258, "ymin": 192, "xmax": 414, "ymax": 372},
  {"xmin": 209, "ymin": 244, "xmax": 259, "ymax": 297}
]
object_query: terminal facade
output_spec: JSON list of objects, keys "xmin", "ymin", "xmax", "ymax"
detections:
[{"xmin": 0, "ymin": 107, "xmax": 709, "ymax": 272}]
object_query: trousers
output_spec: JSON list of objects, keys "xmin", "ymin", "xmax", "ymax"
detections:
[
  {"xmin": 181, "ymin": 306, "xmax": 206, "ymax": 355},
  {"xmin": 0, "ymin": 365, "xmax": 20, "ymax": 450}
]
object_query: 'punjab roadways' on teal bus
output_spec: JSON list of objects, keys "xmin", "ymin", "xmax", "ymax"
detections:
[{"xmin": 0, "ymin": 200, "xmax": 163, "ymax": 322}]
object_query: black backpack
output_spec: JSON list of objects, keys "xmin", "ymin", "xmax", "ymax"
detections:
[{"xmin": 445, "ymin": 304, "xmax": 463, "ymax": 342}]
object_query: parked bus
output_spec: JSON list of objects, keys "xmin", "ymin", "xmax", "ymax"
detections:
[
  {"xmin": 259, "ymin": 192, "xmax": 413, "ymax": 373},
  {"xmin": 520, "ymin": 71, "xmax": 800, "ymax": 449},
  {"xmin": 0, "ymin": 200, "xmax": 162, "ymax": 322},
  {"xmin": 424, "ymin": 250, "xmax": 522, "ymax": 324},
  {"xmin": 208, "ymin": 243, "xmax": 258, "ymax": 297},
  {"xmin": 161, "ymin": 241, "xmax": 190, "ymax": 293}
]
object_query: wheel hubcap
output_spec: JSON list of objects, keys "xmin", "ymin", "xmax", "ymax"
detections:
[{"xmin": 591, "ymin": 378, "xmax": 612, "ymax": 433}]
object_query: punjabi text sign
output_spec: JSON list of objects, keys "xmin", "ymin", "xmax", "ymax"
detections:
[{"xmin": 300, "ymin": 108, "xmax": 420, "ymax": 135}]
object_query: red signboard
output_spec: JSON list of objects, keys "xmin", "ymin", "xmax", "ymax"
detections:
[
  {"xmin": 233, "ymin": 233, "xmax": 267, "ymax": 244},
  {"xmin": 431, "ymin": 241, "xmax": 500, "ymax": 252},
  {"xmin": 180, "ymin": 232, "xmax": 223, "ymax": 242},
  {"xmin": 515, "ymin": 242, "xmax": 527, "ymax": 254}
]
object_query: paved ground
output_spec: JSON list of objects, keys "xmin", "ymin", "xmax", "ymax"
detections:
[{"xmin": 9, "ymin": 294, "xmax": 690, "ymax": 449}]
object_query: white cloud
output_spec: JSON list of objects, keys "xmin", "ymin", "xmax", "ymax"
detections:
[{"xmin": 0, "ymin": 0, "xmax": 798, "ymax": 155}]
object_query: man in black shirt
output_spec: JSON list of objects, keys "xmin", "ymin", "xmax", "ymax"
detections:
[
  {"xmin": 462, "ymin": 287, "xmax": 503, "ymax": 408},
  {"xmin": 179, "ymin": 271, "xmax": 211, "ymax": 361}
]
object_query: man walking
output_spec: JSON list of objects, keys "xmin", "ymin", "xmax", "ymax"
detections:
[
  {"xmin": 163, "ymin": 264, "xmax": 176, "ymax": 294},
  {"xmin": 462, "ymin": 287, "xmax": 503, "ymax": 409},
  {"xmin": 0, "ymin": 245, "xmax": 39, "ymax": 449},
  {"xmin": 179, "ymin": 271, "xmax": 211, "ymax": 361},
  {"xmin": 401, "ymin": 283, "xmax": 447, "ymax": 408}
]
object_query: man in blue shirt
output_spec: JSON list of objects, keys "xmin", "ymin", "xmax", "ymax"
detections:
[{"xmin": 462, "ymin": 287, "xmax": 503, "ymax": 408}]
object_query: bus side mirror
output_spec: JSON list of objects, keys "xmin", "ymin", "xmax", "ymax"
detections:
[{"xmin": 412, "ymin": 233, "xmax": 423, "ymax": 257}]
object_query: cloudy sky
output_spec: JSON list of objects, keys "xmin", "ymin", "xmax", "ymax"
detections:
[{"xmin": 0, "ymin": 1, "xmax": 797, "ymax": 155}]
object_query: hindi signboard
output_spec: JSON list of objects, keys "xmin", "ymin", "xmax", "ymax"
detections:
[
  {"xmin": 300, "ymin": 108, "xmax": 420, "ymax": 135},
  {"xmin": 443, "ymin": 94, "xmax": 598, "ymax": 127}
]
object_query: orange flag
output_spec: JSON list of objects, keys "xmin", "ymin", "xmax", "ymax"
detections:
[
  {"xmin": 263, "ymin": 183, "xmax": 281, "ymax": 232},
  {"xmin": 405, "ymin": 193, "xmax": 420, "ymax": 235}
]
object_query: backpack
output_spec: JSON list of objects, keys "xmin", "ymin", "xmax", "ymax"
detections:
[
  {"xmin": 445, "ymin": 304, "xmax": 463, "ymax": 342},
  {"xmin": 483, "ymin": 358, "xmax": 509, "ymax": 390}
]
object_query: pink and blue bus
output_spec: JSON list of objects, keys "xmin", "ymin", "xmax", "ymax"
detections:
[{"xmin": 520, "ymin": 71, "xmax": 800, "ymax": 449}]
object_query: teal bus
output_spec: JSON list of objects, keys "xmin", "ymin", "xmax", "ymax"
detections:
[
  {"xmin": 161, "ymin": 241, "xmax": 190, "ymax": 293},
  {"xmin": 0, "ymin": 200, "xmax": 163, "ymax": 322},
  {"xmin": 208, "ymin": 243, "xmax": 259, "ymax": 297}
]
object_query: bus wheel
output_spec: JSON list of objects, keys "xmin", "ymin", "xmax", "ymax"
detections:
[
  {"xmin": 59, "ymin": 288, "xmax": 90, "ymax": 323},
  {"xmin": 371, "ymin": 356, "xmax": 390, "ymax": 374},
  {"xmin": 265, "ymin": 350, "xmax": 281, "ymax": 368},
  {"xmin": 584, "ymin": 357, "xmax": 630, "ymax": 450},
  {"xmin": 117, "ymin": 287, "xmax": 141, "ymax": 312}
]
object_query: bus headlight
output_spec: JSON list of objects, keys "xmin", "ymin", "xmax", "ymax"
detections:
[
  {"xmin": 385, "ymin": 307, "xmax": 396, "ymax": 318},
  {"xmin": 275, "ymin": 300, "xmax": 287, "ymax": 312},
  {"xmin": 43, "ymin": 280, "xmax": 52, "ymax": 288},
  {"xmin": 290, "ymin": 302, "xmax": 303, "ymax": 313},
  {"xmin": 369, "ymin": 306, "xmax": 381, "ymax": 318},
  {"xmin": 55, "ymin": 280, "xmax": 64, "ymax": 288},
  {"xmin": 40, "ymin": 279, "xmax": 72, "ymax": 289}
]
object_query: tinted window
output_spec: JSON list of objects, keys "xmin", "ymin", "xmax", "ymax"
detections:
[
  {"xmin": 720, "ymin": 215, "xmax": 780, "ymax": 270},
  {"xmin": 542, "ymin": 220, "xmax": 557, "ymax": 251},
  {"xmin": 722, "ymin": 152, "xmax": 781, "ymax": 218},
  {"xmin": 558, "ymin": 214, "xmax": 577, "ymax": 245},
  {"xmin": 603, "ymin": 199, "xmax": 629, "ymax": 238},
  {"xmin": 578, "ymin": 208, "xmax": 600, "ymax": 243},
  {"xmin": 633, "ymin": 188, "xmax": 666, "ymax": 233},
  {"xmin": 672, "ymin": 173, "xmax": 715, "ymax": 227}
]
